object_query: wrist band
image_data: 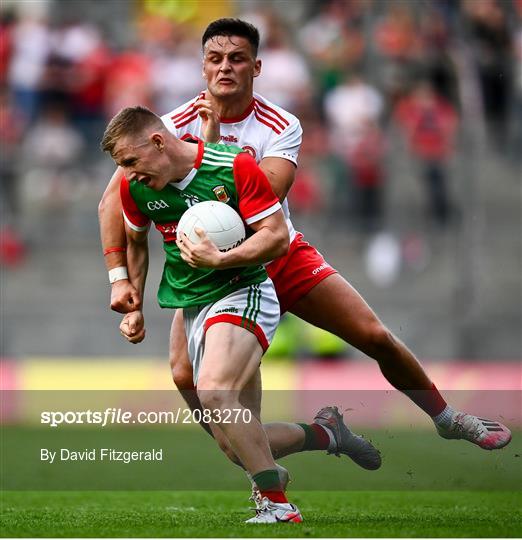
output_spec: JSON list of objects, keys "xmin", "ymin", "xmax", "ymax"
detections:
[
  {"xmin": 108, "ymin": 266, "xmax": 128, "ymax": 284},
  {"xmin": 103, "ymin": 246, "xmax": 126, "ymax": 256}
]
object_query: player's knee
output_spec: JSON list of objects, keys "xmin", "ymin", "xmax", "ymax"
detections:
[
  {"xmin": 170, "ymin": 360, "xmax": 194, "ymax": 391},
  {"xmin": 196, "ymin": 386, "xmax": 233, "ymax": 412},
  {"xmin": 366, "ymin": 323, "xmax": 399, "ymax": 360}
]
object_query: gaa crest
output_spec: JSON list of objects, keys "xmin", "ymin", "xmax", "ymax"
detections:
[{"xmin": 212, "ymin": 185, "xmax": 230, "ymax": 203}]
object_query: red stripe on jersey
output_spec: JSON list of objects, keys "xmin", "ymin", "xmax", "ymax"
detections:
[
  {"xmin": 220, "ymin": 99, "xmax": 255, "ymax": 123},
  {"xmin": 120, "ymin": 176, "xmax": 150, "ymax": 229},
  {"xmin": 173, "ymin": 107, "xmax": 196, "ymax": 125},
  {"xmin": 175, "ymin": 112, "xmax": 199, "ymax": 129},
  {"xmin": 171, "ymin": 102, "xmax": 196, "ymax": 122},
  {"xmin": 254, "ymin": 111, "xmax": 282, "ymax": 134},
  {"xmin": 233, "ymin": 152, "xmax": 279, "ymax": 222},
  {"xmin": 170, "ymin": 92, "xmax": 205, "ymax": 121},
  {"xmin": 254, "ymin": 98, "xmax": 290, "ymax": 126},
  {"xmin": 254, "ymin": 104, "xmax": 286, "ymax": 131}
]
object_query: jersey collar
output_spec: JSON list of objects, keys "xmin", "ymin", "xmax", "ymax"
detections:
[
  {"xmin": 220, "ymin": 99, "xmax": 255, "ymax": 124},
  {"xmin": 169, "ymin": 140, "xmax": 204, "ymax": 191}
]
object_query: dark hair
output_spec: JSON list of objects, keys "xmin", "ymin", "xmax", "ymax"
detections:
[
  {"xmin": 101, "ymin": 105, "xmax": 163, "ymax": 155},
  {"xmin": 202, "ymin": 18, "xmax": 260, "ymax": 57}
]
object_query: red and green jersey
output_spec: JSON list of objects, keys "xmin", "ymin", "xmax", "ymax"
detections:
[{"xmin": 120, "ymin": 141, "xmax": 281, "ymax": 308}]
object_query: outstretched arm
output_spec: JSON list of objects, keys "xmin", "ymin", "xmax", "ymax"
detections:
[{"xmin": 98, "ymin": 167, "xmax": 141, "ymax": 313}]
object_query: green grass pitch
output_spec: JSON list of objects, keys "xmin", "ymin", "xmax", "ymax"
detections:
[
  {"xmin": 1, "ymin": 490, "xmax": 521, "ymax": 537},
  {"xmin": 2, "ymin": 427, "xmax": 521, "ymax": 537}
]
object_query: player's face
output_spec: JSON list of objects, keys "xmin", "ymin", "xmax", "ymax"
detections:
[
  {"xmin": 113, "ymin": 135, "xmax": 172, "ymax": 191},
  {"xmin": 202, "ymin": 35, "xmax": 261, "ymax": 99}
]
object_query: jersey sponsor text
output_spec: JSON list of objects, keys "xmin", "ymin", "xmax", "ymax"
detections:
[
  {"xmin": 312, "ymin": 262, "xmax": 331, "ymax": 275},
  {"xmin": 221, "ymin": 135, "xmax": 238, "ymax": 143}
]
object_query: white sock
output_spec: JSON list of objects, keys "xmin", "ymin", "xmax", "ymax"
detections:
[{"xmin": 432, "ymin": 405, "xmax": 457, "ymax": 429}]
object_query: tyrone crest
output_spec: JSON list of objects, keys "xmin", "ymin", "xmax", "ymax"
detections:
[{"xmin": 212, "ymin": 185, "xmax": 230, "ymax": 203}]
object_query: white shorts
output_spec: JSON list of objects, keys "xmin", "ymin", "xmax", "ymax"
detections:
[{"xmin": 182, "ymin": 278, "xmax": 280, "ymax": 384}]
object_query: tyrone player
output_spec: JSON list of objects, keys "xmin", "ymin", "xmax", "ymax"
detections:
[{"xmin": 98, "ymin": 18, "xmax": 511, "ymax": 469}]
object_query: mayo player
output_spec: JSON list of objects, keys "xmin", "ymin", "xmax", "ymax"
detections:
[{"xmin": 101, "ymin": 105, "xmax": 307, "ymax": 523}]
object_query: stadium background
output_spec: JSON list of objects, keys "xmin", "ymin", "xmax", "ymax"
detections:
[
  {"xmin": 1, "ymin": 0, "xmax": 520, "ymax": 387},
  {"xmin": 0, "ymin": 0, "xmax": 521, "ymax": 537}
]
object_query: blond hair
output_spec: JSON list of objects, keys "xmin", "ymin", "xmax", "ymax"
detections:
[{"xmin": 101, "ymin": 105, "xmax": 164, "ymax": 156}]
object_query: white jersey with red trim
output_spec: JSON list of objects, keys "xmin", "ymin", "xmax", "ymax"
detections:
[{"xmin": 160, "ymin": 92, "xmax": 302, "ymax": 242}]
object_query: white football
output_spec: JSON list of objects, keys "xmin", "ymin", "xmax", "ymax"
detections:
[{"xmin": 177, "ymin": 201, "xmax": 246, "ymax": 252}]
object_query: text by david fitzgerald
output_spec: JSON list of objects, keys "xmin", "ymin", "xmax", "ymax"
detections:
[{"xmin": 41, "ymin": 448, "xmax": 163, "ymax": 464}]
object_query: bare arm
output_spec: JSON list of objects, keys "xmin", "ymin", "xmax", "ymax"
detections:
[
  {"xmin": 259, "ymin": 157, "xmax": 296, "ymax": 202},
  {"xmin": 125, "ymin": 224, "xmax": 149, "ymax": 301},
  {"xmin": 119, "ymin": 225, "xmax": 149, "ymax": 344},
  {"xmin": 98, "ymin": 167, "xmax": 141, "ymax": 312},
  {"xmin": 176, "ymin": 209, "xmax": 289, "ymax": 270},
  {"xmin": 98, "ymin": 167, "xmax": 126, "ymax": 267}
]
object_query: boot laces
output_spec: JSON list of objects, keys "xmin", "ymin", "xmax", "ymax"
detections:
[
  {"xmin": 453, "ymin": 413, "xmax": 485, "ymax": 439},
  {"xmin": 250, "ymin": 497, "xmax": 271, "ymax": 514},
  {"xmin": 249, "ymin": 487, "xmax": 263, "ymax": 509}
]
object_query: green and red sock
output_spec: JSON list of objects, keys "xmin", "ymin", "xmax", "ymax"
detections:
[
  {"xmin": 252, "ymin": 469, "xmax": 288, "ymax": 503},
  {"xmin": 297, "ymin": 422, "xmax": 333, "ymax": 451}
]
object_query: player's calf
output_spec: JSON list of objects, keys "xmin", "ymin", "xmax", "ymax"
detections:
[{"xmin": 211, "ymin": 424, "xmax": 243, "ymax": 467}]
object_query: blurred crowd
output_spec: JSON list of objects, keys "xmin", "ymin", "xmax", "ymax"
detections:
[{"xmin": 1, "ymin": 0, "xmax": 521, "ymax": 269}]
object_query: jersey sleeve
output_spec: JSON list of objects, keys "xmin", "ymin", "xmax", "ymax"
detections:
[
  {"xmin": 120, "ymin": 176, "xmax": 150, "ymax": 232},
  {"xmin": 233, "ymin": 152, "xmax": 281, "ymax": 225},
  {"xmin": 262, "ymin": 116, "xmax": 303, "ymax": 165}
]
